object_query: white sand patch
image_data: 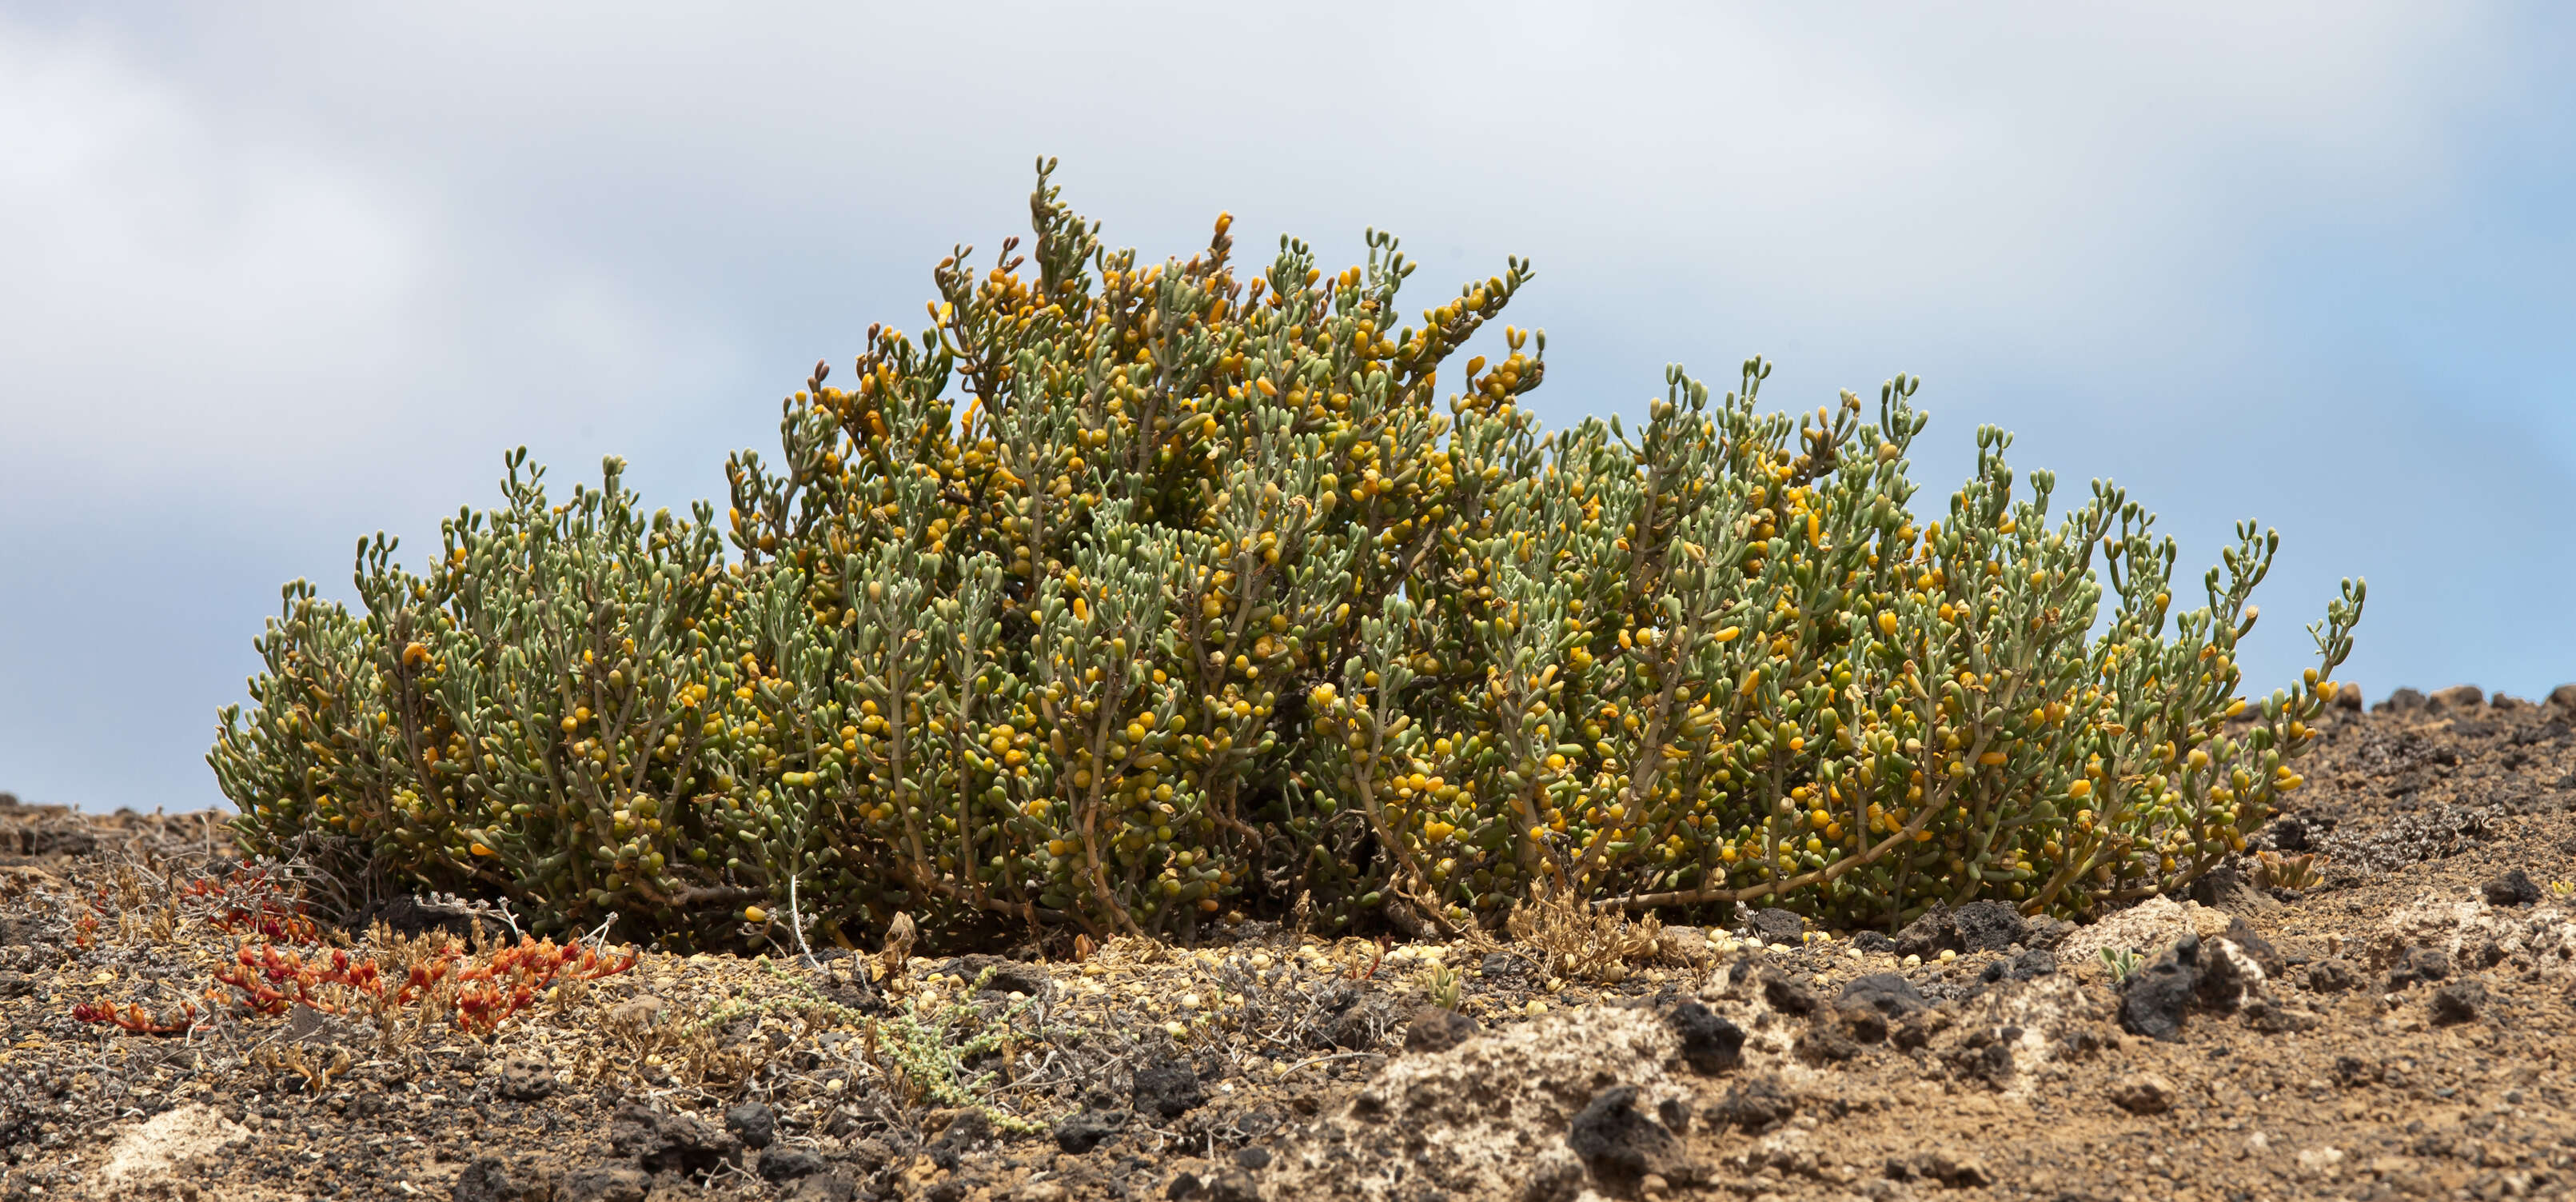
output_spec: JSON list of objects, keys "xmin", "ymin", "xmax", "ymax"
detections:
[{"xmin": 91, "ymin": 1103, "xmax": 247, "ymax": 1199}]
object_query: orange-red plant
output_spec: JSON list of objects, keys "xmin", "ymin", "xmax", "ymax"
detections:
[
  {"xmin": 77, "ymin": 933, "xmax": 637, "ymax": 1038},
  {"xmin": 69, "ymin": 999, "xmax": 200, "ymax": 1035},
  {"xmin": 209, "ymin": 935, "xmax": 636, "ymax": 1032}
]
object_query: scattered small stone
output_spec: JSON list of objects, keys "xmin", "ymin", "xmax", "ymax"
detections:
[
  {"xmin": 1852, "ymin": 929, "xmax": 1896, "ymax": 954},
  {"xmin": 2482, "ymin": 869, "xmax": 2542, "ymax": 907},
  {"xmin": 1233, "ymin": 1146, "xmax": 1272, "ymax": 1171},
  {"xmin": 2108, "ymin": 1072, "xmax": 2175, "ymax": 1115}
]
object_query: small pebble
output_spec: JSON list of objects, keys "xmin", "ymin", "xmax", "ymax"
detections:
[
  {"xmin": 1526, "ymin": 1000, "xmax": 1549, "ymax": 1017},
  {"xmin": 1936, "ymin": 949, "xmax": 1957, "ymax": 962},
  {"xmin": 1903, "ymin": 954, "xmax": 1923, "ymax": 968},
  {"xmin": 1164, "ymin": 1021, "xmax": 1186, "ymax": 1038}
]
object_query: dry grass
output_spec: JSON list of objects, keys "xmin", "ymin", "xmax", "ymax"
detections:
[{"xmin": 1501, "ymin": 876, "xmax": 1665, "ymax": 984}]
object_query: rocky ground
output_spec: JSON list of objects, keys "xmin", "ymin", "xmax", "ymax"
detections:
[{"xmin": 3, "ymin": 682, "xmax": 2575, "ymax": 1202}]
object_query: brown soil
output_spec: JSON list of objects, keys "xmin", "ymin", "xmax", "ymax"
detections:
[{"xmin": 2, "ymin": 690, "xmax": 2574, "ymax": 1202}]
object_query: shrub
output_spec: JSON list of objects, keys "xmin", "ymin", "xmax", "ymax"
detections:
[{"xmin": 214, "ymin": 159, "xmax": 2363, "ymax": 947}]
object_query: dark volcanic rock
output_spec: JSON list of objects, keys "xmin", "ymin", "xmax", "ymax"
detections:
[
  {"xmin": 1893, "ymin": 904, "xmax": 1959, "ymax": 959},
  {"xmin": 495, "ymin": 1052, "xmax": 558, "ymax": 1102},
  {"xmin": 2386, "ymin": 945, "xmax": 2452, "ymax": 989},
  {"xmin": 1402, "ymin": 1005, "xmax": 1482, "ymax": 1055},
  {"xmin": 1749, "ymin": 907, "xmax": 1806, "ymax": 946},
  {"xmin": 1951, "ymin": 900, "xmax": 2027, "ymax": 952},
  {"xmin": 725, "ymin": 1100, "xmax": 776, "ymax": 1150},
  {"xmin": 560, "ymin": 1164, "xmax": 650, "ymax": 1202},
  {"xmin": 2430, "ymin": 978, "xmax": 2487, "ymax": 1026},
  {"xmin": 759, "ymin": 1147, "xmax": 827, "ymax": 1181},
  {"xmin": 1054, "ymin": 1108, "xmax": 1130, "ymax": 1153},
  {"xmin": 2222, "ymin": 916, "xmax": 2287, "ymax": 977},
  {"xmin": 1710, "ymin": 1076, "xmax": 1797, "ymax": 1132},
  {"xmin": 1836, "ymin": 973, "xmax": 1928, "ymax": 1043},
  {"xmin": 2023, "ymin": 916, "xmax": 2078, "ymax": 950},
  {"xmin": 929, "ymin": 953, "xmax": 1048, "ymax": 996},
  {"xmin": 2482, "ymin": 868, "xmax": 2542, "ymax": 907},
  {"xmin": 1665, "ymin": 1000, "xmax": 1745, "ymax": 1074},
  {"xmin": 2307, "ymin": 958, "xmax": 2361, "ymax": 992},
  {"xmin": 1567, "ymin": 1084, "xmax": 1695, "ymax": 1193},
  {"xmin": 454, "ymin": 1156, "xmax": 559, "ymax": 1202},
  {"xmin": 2196, "ymin": 933, "xmax": 2255, "ymax": 1013},
  {"xmin": 1132, "ymin": 1048, "xmax": 1206, "ymax": 1120},
  {"xmin": 1760, "ymin": 970, "xmax": 1819, "ymax": 1016},
  {"xmin": 2267, "ymin": 815, "xmax": 2313, "ymax": 853},
  {"xmin": 782, "ymin": 1176, "xmax": 859, "ymax": 1202},
  {"xmin": 609, "ymin": 1100, "xmax": 740, "ymax": 1176},
  {"xmin": 2119, "ymin": 935, "xmax": 2199, "ymax": 1042}
]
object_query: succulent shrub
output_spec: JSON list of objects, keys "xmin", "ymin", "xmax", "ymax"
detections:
[{"xmin": 216, "ymin": 159, "xmax": 2363, "ymax": 946}]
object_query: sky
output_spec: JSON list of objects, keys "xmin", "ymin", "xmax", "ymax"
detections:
[{"xmin": 5, "ymin": 3, "xmax": 2574, "ymax": 815}]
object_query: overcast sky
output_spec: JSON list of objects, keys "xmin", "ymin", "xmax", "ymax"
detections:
[{"xmin": 6, "ymin": 3, "xmax": 2574, "ymax": 814}]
